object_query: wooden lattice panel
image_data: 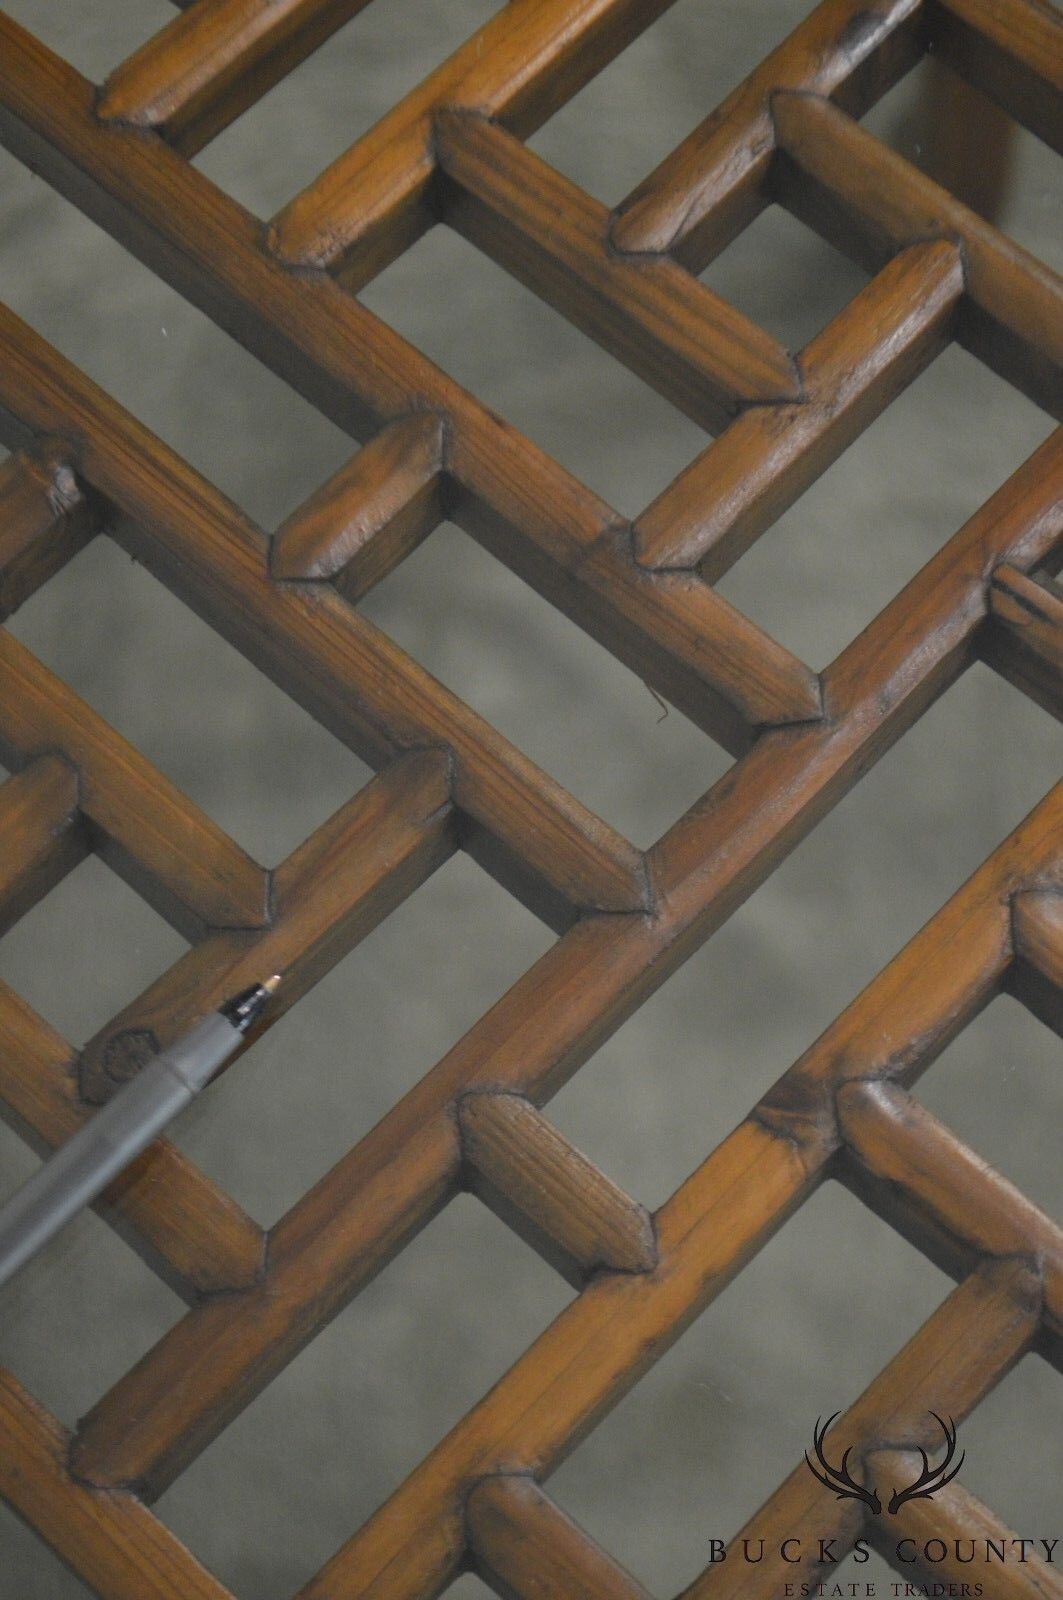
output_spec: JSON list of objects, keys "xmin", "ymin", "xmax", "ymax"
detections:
[{"xmin": 0, "ymin": 1, "xmax": 1060, "ymax": 1597}]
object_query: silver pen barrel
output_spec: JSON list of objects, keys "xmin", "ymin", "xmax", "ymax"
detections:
[{"xmin": 0, "ymin": 983, "xmax": 278, "ymax": 1290}]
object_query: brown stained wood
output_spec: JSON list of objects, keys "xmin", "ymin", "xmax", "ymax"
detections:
[
  {"xmin": 0, "ymin": 307, "xmax": 648, "ymax": 924},
  {"xmin": 0, "ymin": 1370, "xmax": 237, "ymax": 1600},
  {"xmin": 866, "ymin": 1467, "xmax": 1063, "ymax": 1597},
  {"xmin": 0, "ymin": 756, "xmax": 83, "ymax": 938},
  {"xmin": 458, "ymin": 1091, "xmax": 657, "ymax": 1285},
  {"xmin": 0, "ymin": 627, "xmax": 268, "ymax": 941},
  {"xmin": 636, "ymin": 239, "xmax": 965, "ymax": 573},
  {"xmin": 466, "ymin": 1474, "xmax": 654, "ymax": 1600},
  {"xmin": 0, "ymin": 982, "xmax": 265, "ymax": 1300},
  {"xmin": 268, "ymin": 0, "xmax": 680, "ymax": 283},
  {"xmin": 271, "ymin": 413, "xmax": 446, "ymax": 602},
  {"xmin": 836, "ymin": 1078, "xmax": 1063, "ymax": 1354},
  {"xmin": 435, "ymin": 108, "xmax": 802, "ymax": 433},
  {"xmin": 97, "ymin": 0, "xmax": 378, "ymax": 156},
  {"xmin": 770, "ymin": 90, "xmax": 1063, "ymax": 416},
  {"xmin": 1009, "ymin": 886, "xmax": 1063, "ymax": 1036},
  {"xmin": 610, "ymin": 0, "xmax": 924, "ymax": 267},
  {"xmin": 0, "ymin": 4, "xmax": 1058, "ymax": 1594},
  {"xmin": 0, "ymin": 441, "xmax": 97, "ymax": 620},
  {"xmin": 76, "ymin": 747, "xmax": 457, "ymax": 1103},
  {"xmin": 930, "ymin": 0, "xmax": 1063, "ymax": 154},
  {"xmin": 0, "ymin": 24, "xmax": 826, "ymax": 753},
  {"xmin": 984, "ymin": 562, "xmax": 1063, "ymax": 721}
]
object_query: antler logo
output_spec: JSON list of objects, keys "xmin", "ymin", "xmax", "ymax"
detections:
[{"xmin": 804, "ymin": 1412, "xmax": 964, "ymax": 1516}]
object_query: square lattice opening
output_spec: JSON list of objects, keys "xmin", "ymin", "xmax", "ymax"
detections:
[
  {"xmin": 172, "ymin": 850, "xmax": 553, "ymax": 1226},
  {"xmin": 194, "ymin": 0, "xmax": 503, "ymax": 218},
  {"xmin": 358, "ymin": 223, "xmax": 710, "ymax": 512},
  {"xmin": 950, "ymin": 1350, "xmax": 1062, "ymax": 1532},
  {"xmin": 6, "ymin": 537, "xmax": 370, "ymax": 867},
  {"xmin": 713, "ymin": 341, "xmax": 1056, "ymax": 668},
  {"xmin": 546, "ymin": 662, "xmax": 1062, "ymax": 1209},
  {"xmin": 546, "ymin": 1180, "xmax": 950, "ymax": 1596},
  {"xmin": 0, "ymin": 852, "xmax": 186, "ymax": 1046},
  {"xmin": 356, "ymin": 520, "xmax": 730, "ymax": 846},
  {"xmin": 0, "ymin": 1498, "xmax": 92, "ymax": 1600},
  {"xmin": 0, "ymin": 144, "xmax": 355, "ymax": 526},
  {"xmin": 154, "ymin": 1195, "xmax": 573, "ymax": 1600}
]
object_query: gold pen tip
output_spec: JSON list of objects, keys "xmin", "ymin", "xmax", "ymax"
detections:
[{"xmin": 262, "ymin": 974, "xmax": 282, "ymax": 995}]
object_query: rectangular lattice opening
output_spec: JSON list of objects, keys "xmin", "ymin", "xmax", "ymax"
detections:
[
  {"xmin": 355, "ymin": 520, "xmax": 730, "ymax": 845},
  {"xmin": 547, "ymin": 664, "xmax": 1062, "ymax": 1208},
  {"xmin": 698, "ymin": 203, "xmax": 869, "ymax": 354},
  {"xmin": 357, "ymin": 223, "xmax": 710, "ymax": 512},
  {"xmin": 172, "ymin": 850, "xmax": 553, "ymax": 1225},
  {"xmin": 0, "ymin": 145, "xmax": 356, "ymax": 526},
  {"xmin": 713, "ymin": 342, "xmax": 1056, "ymax": 667},
  {"xmin": 0, "ymin": 1118, "xmax": 184, "ymax": 1426},
  {"xmin": 915, "ymin": 993, "xmax": 1063, "ymax": 1220},
  {"xmin": 0, "ymin": 853, "xmax": 187, "ymax": 1046},
  {"xmin": 6, "ymin": 538, "xmax": 371, "ymax": 866},
  {"xmin": 154, "ymin": 1195, "xmax": 573, "ymax": 1600},
  {"xmin": 193, "ymin": 0, "xmax": 503, "ymax": 217},
  {"xmin": 861, "ymin": 51, "xmax": 1061, "ymax": 269},
  {"xmin": 547, "ymin": 1179, "xmax": 951, "ymax": 1596}
]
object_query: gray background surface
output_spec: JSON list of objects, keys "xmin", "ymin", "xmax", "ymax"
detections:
[{"xmin": 0, "ymin": 2, "xmax": 1059, "ymax": 1596}]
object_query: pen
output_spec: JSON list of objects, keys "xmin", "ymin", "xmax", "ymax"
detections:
[{"xmin": 0, "ymin": 975, "xmax": 281, "ymax": 1290}]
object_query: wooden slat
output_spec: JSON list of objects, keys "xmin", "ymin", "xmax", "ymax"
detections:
[
  {"xmin": 636, "ymin": 239, "xmax": 965, "ymax": 572},
  {"xmin": 458, "ymin": 1090, "xmax": 657, "ymax": 1285},
  {"xmin": 0, "ymin": 441, "xmax": 98, "ymax": 620},
  {"xmin": 271, "ymin": 412, "xmax": 446, "ymax": 602},
  {"xmin": 930, "ymin": 0, "xmax": 1063, "ymax": 153},
  {"xmin": 984, "ymin": 563, "xmax": 1063, "ymax": 721},
  {"xmin": 0, "ymin": 1369, "xmax": 237, "ymax": 1600},
  {"xmin": 467, "ymin": 1474, "xmax": 654, "ymax": 1600},
  {"xmin": 0, "ymin": 757, "xmax": 83, "ymax": 938},
  {"xmin": 1009, "ymin": 886, "xmax": 1063, "ymax": 1035},
  {"xmin": 97, "ymin": 0, "xmax": 378, "ymax": 155},
  {"xmin": 771, "ymin": 90, "xmax": 1063, "ymax": 416},
  {"xmin": 435, "ymin": 108, "xmax": 802, "ymax": 433}
]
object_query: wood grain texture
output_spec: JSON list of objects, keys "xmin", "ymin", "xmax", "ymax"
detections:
[{"xmin": 0, "ymin": 2, "xmax": 1058, "ymax": 1594}]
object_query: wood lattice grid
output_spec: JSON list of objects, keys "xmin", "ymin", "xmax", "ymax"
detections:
[{"xmin": 0, "ymin": 0, "xmax": 1059, "ymax": 1596}]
